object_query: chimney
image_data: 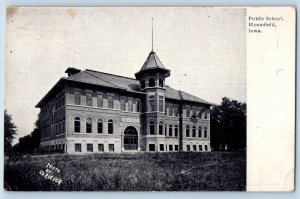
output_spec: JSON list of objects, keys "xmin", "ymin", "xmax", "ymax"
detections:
[{"xmin": 65, "ymin": 67, "xmax": 81, "ymax": 77}]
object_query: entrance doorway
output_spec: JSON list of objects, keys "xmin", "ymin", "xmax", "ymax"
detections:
[{"xmin": 124, "ymin": 126, "xmax": 138, "ymax": 150}]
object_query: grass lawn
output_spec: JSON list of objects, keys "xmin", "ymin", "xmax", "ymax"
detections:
[{"xmin": 4, "ymin": 151, "xmax": 246, "ymax": 191}]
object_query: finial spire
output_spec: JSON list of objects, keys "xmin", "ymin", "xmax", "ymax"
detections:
[{"xmin": 151, "ymin": 18, "xmax": 154, "ymax": 52}]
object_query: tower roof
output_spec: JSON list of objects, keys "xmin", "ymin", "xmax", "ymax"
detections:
[{"xmin": 135, "ymin": 51, "xmax": 170, "ymax": 79}]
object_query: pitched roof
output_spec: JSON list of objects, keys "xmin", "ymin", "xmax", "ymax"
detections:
[
  {"xmin": 135, "ymin": 51, "xmax": 170, "ymax": 79},
  {"xmin": 140, "ymin": 51, "xmax": 166, "ymax": 70},
  {"xmin": 179, "ymin": 90, "xmax": 213, "ymax": 105},
  {"xmin": 64, "ymin": 69, "xmax": 213, "ymax": 105}
]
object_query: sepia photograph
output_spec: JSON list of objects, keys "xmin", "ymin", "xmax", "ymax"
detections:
[{"xmin": 4, "ymin": 7, "xmax": 247, "ymax": 191}]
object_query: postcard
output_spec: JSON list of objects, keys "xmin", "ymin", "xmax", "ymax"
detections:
[{"xmin": 4, "ymin": 7, "xmax": 295, "ymax": 191}]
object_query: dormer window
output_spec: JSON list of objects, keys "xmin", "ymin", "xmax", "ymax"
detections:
[
  {"xmin": 159, "ymin": 78, "xmax": 164, "ymax": 87},
  {"xmin": 149, "ymin": 78, "xmax": 155, "ymax": 87},
  {"xmin": 141, "ymin": 80, "xmax": 145, "ymax": 89}
]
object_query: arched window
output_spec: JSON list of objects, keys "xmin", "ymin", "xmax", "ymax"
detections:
[
  {"xmin": 186, "ymin": 126, "xmax": 190, "ymax": 137},
  {"xmin": 97, "ymin": 118, "xmax": 103, "ymax": 134},
  {"xmin": 174, "ymin": 125, "xmax": 178, "ymax": 137},
  {"xmin": 149, "ymin": 121, "xmax": 155, "ymax": 135},
  {"xmin": 141, "ymin": 80, "xmax": 146, "ymax": 89},
  {"xmin": 165, "ymin": 124, "xmax": 167, "ymax": 136},
  {"xmin": 192, "ymin": 126, "xmax": 196, "ymax": 137},
  {"xmin": 149, "ymin": 78, "xmax": 155, "ymax": 87},
  {"xmin": 169, "ymin": 125, "xmax": 173, "ymax": 137},
  {"xmin": 204, "ymin": 127, "xmax": 207, "ymax": 138},
  {"xmin": 199, "ymin": 126, "xmax": 202, "ymax": 137},
  {"xmin": 159, "ymin": 78, "xmax": 164, "ymax": 87},
  {"xmin": 108, "ymin": 119, "xmax": 114, "ymax": 134},
  {"xmin": 86, "ymin": 117, "xmax": 92, "ymax": 133},
  {"xmin": 159, "ymin": 121, "xmax": 163, "ymax": 135},
  {"xmin": 74, "ymin": 117, "xmax": 81, "ymax": 133}
]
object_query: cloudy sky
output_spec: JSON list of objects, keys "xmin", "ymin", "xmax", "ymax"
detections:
[{"xmin": 5, "ymin": 7, "xmax": 246, "ymax": 142}]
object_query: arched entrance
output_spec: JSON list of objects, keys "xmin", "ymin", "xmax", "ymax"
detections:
[{"xmin": 124, "ymin": 126, "xmax": 138, "ymax": 150}]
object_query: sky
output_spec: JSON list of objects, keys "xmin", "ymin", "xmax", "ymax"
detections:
[{"xmin": 5, "ymin": 7, "xmax": 246, "ymax": 142}]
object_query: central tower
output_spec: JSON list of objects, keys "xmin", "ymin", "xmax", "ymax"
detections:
[{"xmin": 135, "ymin": 51, "xmax": 171, "ymax": 151}]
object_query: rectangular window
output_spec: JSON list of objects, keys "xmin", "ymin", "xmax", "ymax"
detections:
[
  {"xmin": 87, "ymin": 144, "xmax": 93, "ymax": 152},
  {"xmin": 186, "ymin": 145, "xmax": 191, "ymax": 152},
  {"xmin": 169, "ymin": 106, "xmax": 173, "ymax": 116},
  {"xmin": 169, "ymin": 145, "xmax": 173, "ymax": 151},
  {"xmin": 149, "ymin": 144, "xmax": 155, "ymax": 151},
  {"xmin": 175, "ymin": 145, "xmax": 179, "ymax": 151},
  {"xmin": 75, "ymin": 143, "xmax": 81, "ymax": 152},
  {"xmin": 159, "ymin": 96, "xmax": 164, "ymax": 112},
  {"xmin": 98, "ymin": 144, "xmax": 104, "ymax": 152},
  {"xmin": 136, "ymin": 100, "xmax": 140, "ymax": 112},
  {"xmin": 108, "ymin": 96, "xmax": 113, "ymax": 109},
  {"xmin": 205, "ymin": 145, "xmax": 208, "ymax": 151},
  {"xmin": 199, "ymin": 145, "xmax": 203, "ymax": 151},
  {"xmin": 128, "ymin": 100, "xmax": 133, "ymax": 112},
  {"xmin": 109, "ymin": 144, "xmax": 114, "ymax": 152},
  {"xmin": 97, "ymin": 94, "xmax": 103, "ymax": 108},
  {"xmin": 159, "ymin": 144, "xmax": 164, "ymax": 151},
  {"xmin": 149, "ymin": 95, "xmax": 155, "ymax": 112},
  {"xmin": 120, "ymin": 98, "xmax": 125, "ymax": 111},
  {"xmin": 205, "ymin": 111, "xmax": 208, "ymax": 119},
  {"xmin": 191, "ymin": 109, "xmax": 196, "ymax": 118},
  {"xmin": 74, "ymin": 91, "xmax": 81, "ymax": 105},
  {"xmin": 193, "ymin": 145, "xmax": 197, "ymax": 151},
  {"xmin": 174, "ymin": 107, "xmax": 178, "ymax": 117},
  {"xmin": 186, "ymin": 108, "xmax": 190, "ymax": 117},
  {"xmin": 86, "ymin": 93, "xmax": 92, "ymax": 106}
]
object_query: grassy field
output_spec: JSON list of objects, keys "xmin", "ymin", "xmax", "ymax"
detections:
[{"xmin": 4, "ymin": 151, "xmax": 246, "ymax": 191}]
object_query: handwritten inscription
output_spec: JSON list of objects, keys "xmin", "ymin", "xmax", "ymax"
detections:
[
  {"xmin": 248, "ymin": 16, "xmax": 284, "ymax": 33},
  {"xmin": 39, "ymin": 163, "xmax": 62, "ymax": 185}
]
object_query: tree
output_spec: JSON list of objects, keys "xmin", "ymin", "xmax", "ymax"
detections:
[
  {"xmin": 4, "ymin": 110, "xmax": 17, "ymax": 155},
  {"xmin": 13, "ymin": 114, "xmax": 41, "ymax": 153},
  {"xmin": 211, "ymin": 97, "xmax": 246, "ymax": 151}
]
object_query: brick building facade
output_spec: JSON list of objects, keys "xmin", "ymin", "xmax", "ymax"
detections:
[{"xmin": 36, "ymin": 51, "xmax": 213, "ymax": 154}]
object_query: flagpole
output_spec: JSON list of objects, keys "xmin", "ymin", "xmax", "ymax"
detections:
[{"xmin": 152, "ymin": 18, "xmax": 154, "ymax": 52}]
